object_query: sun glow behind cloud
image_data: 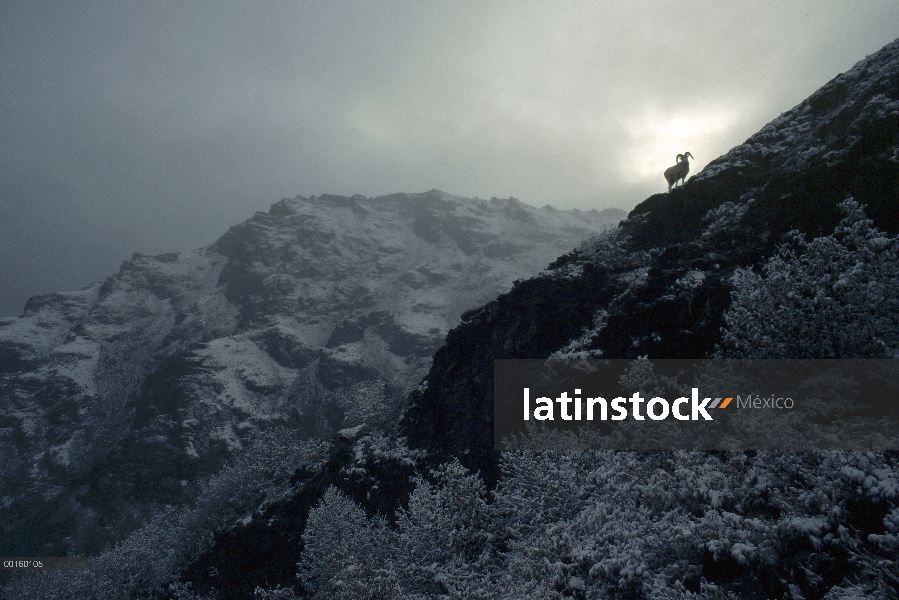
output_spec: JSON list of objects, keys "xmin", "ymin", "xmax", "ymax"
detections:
[
  {"xmin": 336, "ymin": 0, "xmax": 885, "ymax": 206},
  {"xmin": 621, "ymin": 103, "xmax": 746, "ymax": 185},
  {"xmin": 3, "ymin": 1, "xmax": 899, "ymax": 315}
]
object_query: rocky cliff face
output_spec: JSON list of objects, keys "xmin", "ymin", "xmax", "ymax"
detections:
[
  {"xmin": 0, "ymin": 191, "xmax": 622, "ymax": 555},
  {"xmin": 402, "ymin": 38, "xmax": 899, "ymax": 481}
]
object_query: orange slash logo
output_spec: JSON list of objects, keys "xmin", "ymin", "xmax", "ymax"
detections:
[{"xmin": 710, "ymin": 397, "xmax": 733, "ymax": 409}]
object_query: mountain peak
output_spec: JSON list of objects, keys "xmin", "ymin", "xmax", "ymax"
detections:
[{"xmin": 0, "ymin": 190, "xmax": 620, "ymax": 557}]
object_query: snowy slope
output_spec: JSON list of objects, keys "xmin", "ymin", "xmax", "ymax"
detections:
[{"xmin": 0, "ymin": 190, "xmax": 621, "ymax": 555}]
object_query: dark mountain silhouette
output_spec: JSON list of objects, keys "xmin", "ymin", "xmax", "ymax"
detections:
[{"xmin": 402, "ymin": 37, "xmax": 899, "ymax": 483}]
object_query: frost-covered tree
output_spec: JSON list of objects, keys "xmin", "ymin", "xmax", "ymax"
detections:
[
  {"xmin": 300, "ymin": 487, "xmax": 398, "ymax": 599},
  {"xmin": 489, "ymin": 450, "xmax": 899, "ymax": 598},
  {"xmin": 8, "ymin": 429, "xmax": 325, "ymax": 600},
  {"xmin": 296, "ymin": 449, "xmax": 899, "ymax": 598},
  {"xmin": 391, "ymin": 461, "xmax": 494, "ymax": 597},
  {"xmin": 719, "ymin": 199, "xmax": 899, "ymax": 358},
  {"xmin": 297, "ymin": 460, "xmax": 497, "ymax": 599}
]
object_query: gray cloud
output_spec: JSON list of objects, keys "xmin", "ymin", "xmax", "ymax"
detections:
[{"xmin": 2, "ymin": 1, "xmax": 897, "ymax": 315}]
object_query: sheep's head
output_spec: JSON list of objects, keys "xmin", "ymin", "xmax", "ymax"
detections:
[{"xmin": 682, "ymin": 152, "xmax": 694, "ymax": 161}]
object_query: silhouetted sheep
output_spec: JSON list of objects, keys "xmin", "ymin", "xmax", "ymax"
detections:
[{"xmin": 664, "ymin": 152, "xmax": 693, "ymax": 191}]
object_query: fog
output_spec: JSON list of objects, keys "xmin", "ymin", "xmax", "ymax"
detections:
[{"xmin": 2, "ymin": 1, "xmax": 897, "ymax": 315}]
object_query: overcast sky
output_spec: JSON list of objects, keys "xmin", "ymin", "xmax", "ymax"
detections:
[{"xmin": 1, "ymin": 2, "xmax": 897, "ymax": 316}]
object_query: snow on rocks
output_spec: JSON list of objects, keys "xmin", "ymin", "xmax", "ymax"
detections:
[{"xmin": 0, "ymin": 190, "xmax": 621, "ymax": 556}]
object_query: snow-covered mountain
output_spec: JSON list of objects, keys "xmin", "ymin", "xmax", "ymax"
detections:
[
  {"xmin": 0, "ymin": 191, "xmax": 622, "ymax": 556},
  {"xmin": 7, "ymin": 35, "xmax": 899, "ymax": 600}
]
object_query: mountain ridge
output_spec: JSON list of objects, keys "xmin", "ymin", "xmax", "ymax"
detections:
[{"xmin": 0, "ymin": 190, "xmax": 621, "ymax": 556}]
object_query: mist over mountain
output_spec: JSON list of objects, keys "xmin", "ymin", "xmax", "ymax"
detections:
[
  {"xmin": 5, "ymin": 37, "xmax": 899, "ymax": 600},
  {"xmin": 0, "ymin": 191, "xmax": 621, "ymax": 558}
]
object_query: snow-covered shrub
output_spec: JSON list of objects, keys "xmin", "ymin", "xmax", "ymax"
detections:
[
  {"xmin": 398, "ymin": 461, "xmax": 491, "ymax": 566},
  {"xmin": 575, "ymin": 225, "xmax": 650, "ymax": 272},
  {"xmin": 294, "ymin": 446, "xmax": 898, "ymax": 598},
  {"xmin": 300, "ymin": 486, "xmax": 398, "ymax": 599},
  {"xmin": 575, "ymin": 225, "xmax": 622, "ymax": 258},
  {"xmin": 700, "ymin": 199, "xmax": 754, "ymax": 241},
  {"xmin": 298, "ymin": 460, "xmax": 495, "ymax": 599},
  {"xmin": 719, "ymin": 198, "xmax": 899, "ymax": 358},
  {"xmin": 380, "ymin": 461, "xmax": 495, "ymax": 598},
  {"xmin": 490, "ymin": 450, "xmax": 899, "ymax": 598},
  {"xmin": 8, "ymin": 429, "xmax": 325, "ymax": 600},
  {"xmin": 168, "ymin": 581, "xmax": 219, "ymax": 599},
  {"xmin": 253, "ymin": 585, "xmax": 299, "ymax": 599}
]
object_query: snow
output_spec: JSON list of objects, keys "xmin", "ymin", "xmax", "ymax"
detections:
[
  {"xmin": 337, "ymin": 424, "xmax": 367, "ymax": 438},
  {"xmin": 693, "ymin": 38, "xmax": 899, "ymax": 186},
  {"xmin": 0, "ymin": 190, "xmax": 620, "ymax": 538}
]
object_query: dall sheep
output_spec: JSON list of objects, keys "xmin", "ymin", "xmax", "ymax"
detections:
[{"xmin": 664, "ymin": 152, "xmax": 693, "ymax": 191}]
